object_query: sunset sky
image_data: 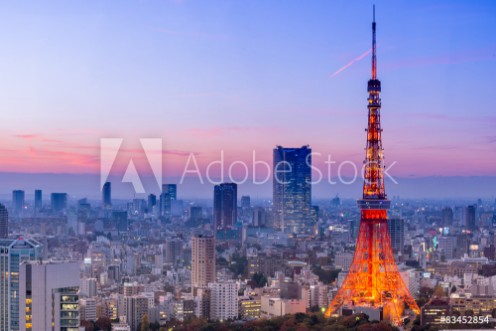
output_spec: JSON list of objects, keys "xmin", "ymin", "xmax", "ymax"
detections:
[{"xmin": 0, "ymin": 0, "xmax": 495, "ymax": 185}]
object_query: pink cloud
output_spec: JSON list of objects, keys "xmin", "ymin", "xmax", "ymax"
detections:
[{"xmin": 14, "ymin": 133, "xmax": 63, "ymax": 143}]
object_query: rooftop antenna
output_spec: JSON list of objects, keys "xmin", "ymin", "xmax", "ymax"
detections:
[{"xmin": 372, "ymin": 4, "xmax": 377, "ymax": 80}]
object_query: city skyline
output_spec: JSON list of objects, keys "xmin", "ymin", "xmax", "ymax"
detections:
[
  {"xmin": 0, "ymin": 3, "xmax": 495, "ymax": 330},
  {"xmin": 0, "ymin": 1, "xmax": 494, "ymax": 185}
]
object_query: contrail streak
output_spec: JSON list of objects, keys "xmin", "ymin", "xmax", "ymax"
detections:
[{"xmin": 330, "ymin": 49, "xmax": 372, "ymax": 78}]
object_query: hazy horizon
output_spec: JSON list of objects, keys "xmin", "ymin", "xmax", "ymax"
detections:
[{"xmin": 0, "ymin": 172, "xmax": 494, "ymax": 201}]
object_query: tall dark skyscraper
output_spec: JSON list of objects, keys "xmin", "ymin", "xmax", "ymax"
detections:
[
  {"xmin": 466, "ymin": 205, "xmax": 476, "ymax": 231},
  {"xmin": 12, "ymin": 190, "xmax": 25, "ymax": 212},
  {"xmin": 50, "ymin": 193, "xmax": 68, "ymax": 212},
  {"xmin": 388, "ymin": 218, "xmax": 405, "ymax": 253},
  {"xmin": 162, "ymin": 184, "xmax": 177, "ymax": 199},
  {"xmin": 113, "ymin": 211, "xmax": 129, "ymax": 234},
  {"xmin": 102, "ymin": 181, "xmax": 112, "ymax": 208},
  {"xmin": 272, "ymin": 145, "xmax": 312, "ymax": 234},
  {"xmin": 214, "ymin": 183, "xmax": 237, "ymax": 230},
  {"xmin": 147, "ymin": 193, "xmax": 157, "ymax": 212},
  {"xmin": 441, "ymin": 207, "xmax": 453, "ymax": 227},
  {"xmin": 34, "ymin": 189, "xmax": 42, "ymax": 211},
  {"xmin": 0, "ymin": 204, "xmax": 8, "ymax": 238},
  {"xmin": 160, "ymin": 184, "xmax": 177, "ymax": 218}
]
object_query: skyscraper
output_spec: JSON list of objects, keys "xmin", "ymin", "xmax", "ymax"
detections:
[
  {"xmin": 253, "ymin": 207, "xmax": 267, "ymax": 227},
  {"xmin": 213, "ymin": 183, "xmax": 237, "ymax": 230},
  {"xmin": 160, "ymin": 184, "xmax": 177, "ymax": 218},
  {"xmin": 191, "ymin": 234, "xmax": 216, "ymax": 289},
  {"xmin": 113, "ymin": 211, "xmax": 129, "ymax": 235},
  {"xmin": 273, "ymin": 145, "xmax": 311, "ymax": 234},
  {"xmin": 162, "ymin": 184, "xmax": 177, "ymax": 199},
  {"xmin": 118, "ymin": 296, "xmax": 149, "ymax": 331},
  {"xmin": 466, "ymin": 205, "xmax": 476, "ymax": 231},
  {"xmin": 0, "ymin": 204, "xmax": 7, "ymax": 239},
  {"xmin": 388, "ymin": 218, "xmax": 405, "ymax": 253},
  {"xmin": 51, "ymin": 193, "xmax": 68, "ymax": 212},
  {"xmin": 102, "ymin": 181, "xmax": 112, "ymax": 208},
  {"xmin": 12, "ymin": 190, "xmax": 25, "ymax": 212},
  {"xmin": 441, "ymin": 207, "xmax": 453, "ymax": 227},
  {"xmin": 0, "ymin": 238, "xmax": 43, "ymax": 331},
  {"xmin": 165, "ymin": 238, "xmax": 183, "ymax": 265},
  {"xmin": 147, "ymin": 194, "xmax": 157, "ymax": 212},
  {"xmin": 80, "ymin": 277, "xmax": 98, "ymax": 298},
  {"xmin": 19, "ymin": 261, "xmax": 80, "ymax": 331},
  {"xmin": 34, "ymin": 189, "xmax": 42, "ymax": 211}
]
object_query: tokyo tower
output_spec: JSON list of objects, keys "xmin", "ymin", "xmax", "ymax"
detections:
[{"xmin": 324, "ymin": 7, "xmax": 420, "ymax": 325}]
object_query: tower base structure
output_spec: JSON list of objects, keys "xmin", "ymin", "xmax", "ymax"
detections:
[{"xmin": 325, "ymin": 208, "xmax": 420, "ymax": 326}]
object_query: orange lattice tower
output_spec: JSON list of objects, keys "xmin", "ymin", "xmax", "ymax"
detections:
[{"xmin": 324, "ymin": 6, "xmax": 420, "ymax": 326}]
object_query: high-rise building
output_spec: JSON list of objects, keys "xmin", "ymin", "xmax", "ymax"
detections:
[
  {"xmin": 191, "ymin": 234, "xmax": 216, "ymax": 289},
  {"xmin": 51, "ymin": 193, "xmax": 68, "ymax": 212},
  {"xmin": 0, "ymin": 204, "xmax": 8, "ymax": 238},
  {"xmin": 441, "ymin": 207, "xmax": 453, "ymax": 227},
  {"xmin": 213, "ymin": 183, "xmax": 237, "ymax": 230},
  {"xmin": 113, "ymin": 211, "xmax": 128, "ymax": 235},
  {"xmin": 12, "ymin": 190, "xmax": 25, "ymax": 212},
  {"xmin": 240, "ymin": 196, "xmax": 252, "ymax": 224},
  {"xmin": 118, "ymin": 296, "xmax": 149, "ymax": 331},
  {"xmin": 388, "ymin": 218, "xmax": 405, "ymax": 253},
  {"xmin": 194, "ymin": 287, "xmax": 211, "ymax": 319},
  {"xmin": 80, "ymin": 278, "xmax": 98, "ymax": 298},
  {"xmin": 253, "ymin": 207, "xmax": 267, "ymax": 227},
  {"xmin": 160, "ymin": 184, "xmax": 177, "ymax": 218},
  {"xmin": 19, "ymin": 261, "xmax": 80, "ymax": 331},
  {"xmin": 165, "ymin": 238, "xmax": 183, "ymax": 265},
  {"xmin": 80, "ymin": 298, "xmax": 97, "ymax": 322},
  {"xmin": 162, "ymin": 184, "xmax": 177, "ymax": 199},
  {"xmin": 455, "ymin": 233, "xmax": 470, "ymax": 258},
  {"xmin": 102, "ymin": 182, "xmax": 112, "ymax": 208},
  {"xmin": 438, "ymin": 236, "xmax": 457, "ymax": 260},
  {"xmin": 0, "ymin": 238, "xmax": 43, "ymax": 331},
  {"xmin": 273, "ymin": 145, "xmax": 311, "ymax": 234},
  {"xmin": 466, "ymin": 205, "xmax": 476, "ymax": 231},
  {"xmin": 147, "ymin": 194, "xmax": 157, "ymax": 212},
  {"xmin": 34, "ymin": 189, "xmax": 42, "ymax": 211},
  {"xmin": 189, "ymin": 206, "xmax": 203, "ymax": 225},
  {"xmin": 208, "ymin": 281, "xmax": 238, "ymax": 321}
]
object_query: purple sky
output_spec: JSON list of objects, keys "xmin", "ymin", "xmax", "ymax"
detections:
[{"xmin": 0, "ymin": 1, "xmax": 495, "ymax": 198}]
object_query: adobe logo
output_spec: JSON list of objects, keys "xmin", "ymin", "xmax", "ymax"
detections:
[{"xmin": 100, "ymin": 138, "xmax": 162, "ymax": 194}]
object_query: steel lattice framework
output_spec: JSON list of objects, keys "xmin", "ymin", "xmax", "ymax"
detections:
[{"xmin": 324, "ymin": 7, "xmax": 420, "ymax": 326}]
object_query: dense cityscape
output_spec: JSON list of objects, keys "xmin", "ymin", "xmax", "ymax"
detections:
[
  {"xmin": 2, "ymin": 164, "xmax": 496, "ymax": 330},
  {"xmin": 1, "ymin": 1, "xmax": 495, "ymax": 331}
]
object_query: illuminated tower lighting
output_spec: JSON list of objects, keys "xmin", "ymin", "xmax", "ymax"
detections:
[{"xmin": 324, "ymin": 6, "xmax": 420, "ymax": 326}]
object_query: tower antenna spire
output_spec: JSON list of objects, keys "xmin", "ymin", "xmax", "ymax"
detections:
[{"xmin": 372, "ymin": 4, "xmax": 377, "ymax": 79}]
